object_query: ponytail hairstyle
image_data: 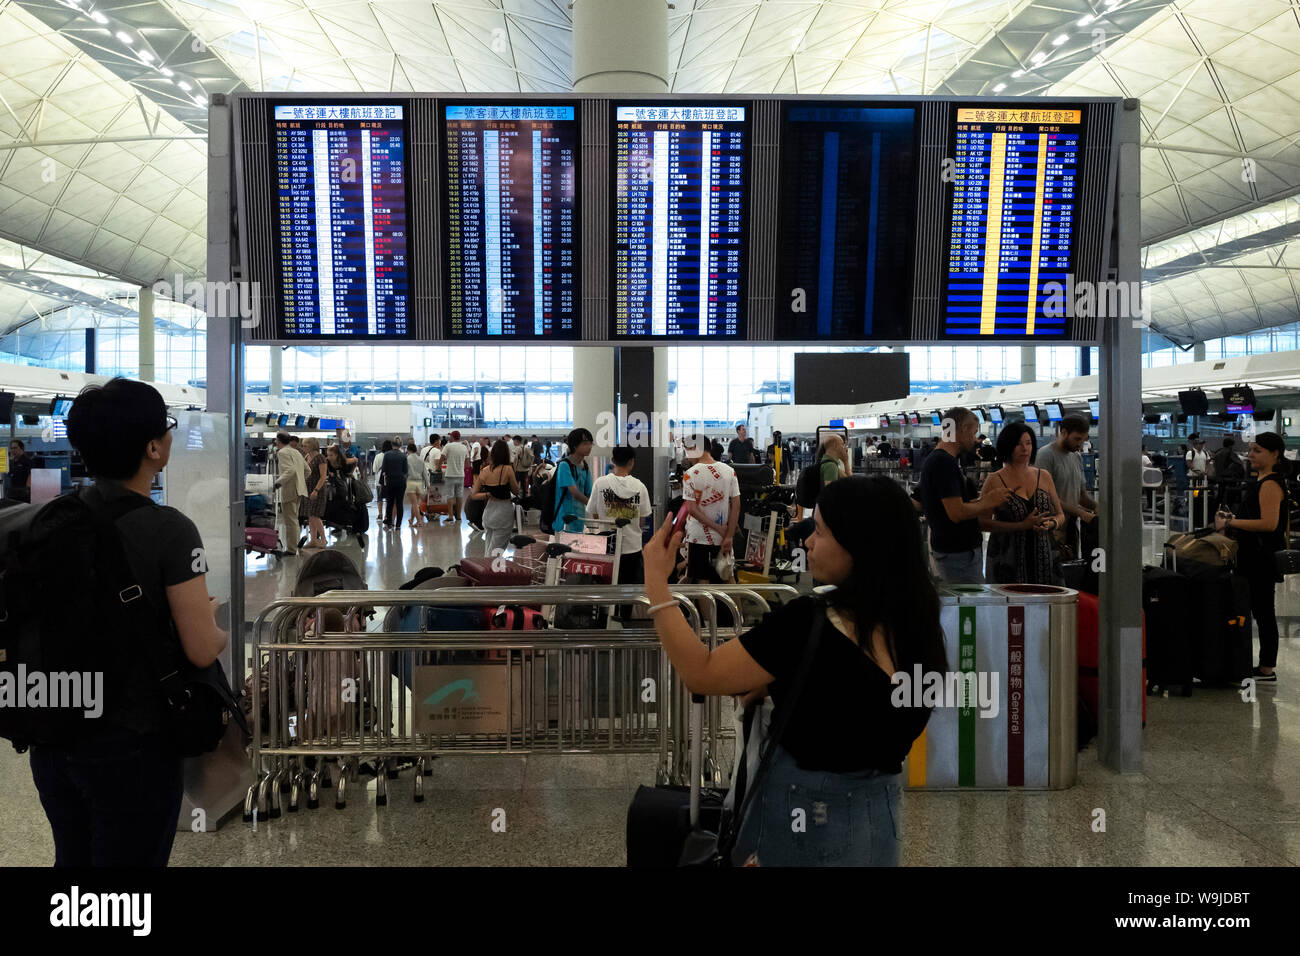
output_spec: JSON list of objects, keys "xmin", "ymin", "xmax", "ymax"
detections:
[{"xmin": 1253, "ymin": 431, "xmax": 1289, "ymax": 477}]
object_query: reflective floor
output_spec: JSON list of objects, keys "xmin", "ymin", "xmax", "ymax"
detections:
[{"xmin": 1, "ymin": 503, "xmax": 1296, "ymax": 866}]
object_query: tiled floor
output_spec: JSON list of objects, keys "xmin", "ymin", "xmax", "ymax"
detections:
[{"xmin": 2, "ymin": 507, "xmax": 1296, "ymax": 866}]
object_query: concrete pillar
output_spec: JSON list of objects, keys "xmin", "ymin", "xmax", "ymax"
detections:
[
  {"xmin": 572, "ymin": 0, "xmax": 669, "ymax": 497},
  {"xmin": 1020, "ymin": 345, "xmax": 1035, "ymax": 384},
  {"xmin": 572, "ymin": 0, "xmax": 669, "ymax": 93},
  {"xmin": 138, "ymin": 284, "xmax": 155, "ymax": 382},
  {"xmin": 1193, "ymin": 342, "xmax": 1206, "ymax": 362},
  {"xmin": 270, "ymin": 346, "xmax": 283, "ymax": 397}
]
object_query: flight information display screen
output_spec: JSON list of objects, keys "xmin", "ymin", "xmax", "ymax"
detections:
[
  {"xmin": 613, "ymin": 103, "xmax": 747, "ymax": 338},
  {"xmin": 775, "ymin": 106, "xmax": 916, "ymax": 340},
  {"xmin": 442, "ymin": 104, "xmax": 579, "ymax": 338},
  {"xmin": 944, "ymin": 106, "xmax": 1084, "ymax": 337},
  {"xmin": 272, "ymin": 104, "xmax": 410, "ymax": 338}
]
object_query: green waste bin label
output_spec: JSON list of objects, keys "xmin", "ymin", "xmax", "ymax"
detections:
[{"xmin": 958, "ymin": 605, "xmax": 976, "ymax": 786}]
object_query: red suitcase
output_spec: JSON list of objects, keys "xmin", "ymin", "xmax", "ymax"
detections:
[
  {"xmin": 455, "ymin": 556, "xmax": 533, "ymax": 586},
  {"xmin": 1076, "ymin": 591, "xmax": 1146, "ymax": 739}
]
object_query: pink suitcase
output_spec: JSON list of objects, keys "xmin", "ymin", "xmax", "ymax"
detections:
[
  {"xmin": 245, "ymin": 526, "xmax": 280, "ymax": 553},
  {"xmin": 455, "ymin": 556, "xmax": 532, "ymax": 586}
]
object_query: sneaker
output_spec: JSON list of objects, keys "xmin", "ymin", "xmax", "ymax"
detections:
[{"xmin": 1252, "ymin": 667, "xmax": 1278, "ymax": 682}]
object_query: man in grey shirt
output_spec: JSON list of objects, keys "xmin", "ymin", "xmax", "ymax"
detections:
[{"xmin": 1035, "ymin": 415, "xmax": 1097, "ymax": 561}]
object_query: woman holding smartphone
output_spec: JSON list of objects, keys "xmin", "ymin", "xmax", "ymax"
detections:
[
  {"xmin": 1216, "ymin": 432, "xmax": 1287, "ymax": 682},
  {"xmin": 641, "ymin": 475, "xmax": 946, "ymax": 866},
  {"xmin": 980, "ymin": 423, "xmax": 1066, "ymax": 585}
]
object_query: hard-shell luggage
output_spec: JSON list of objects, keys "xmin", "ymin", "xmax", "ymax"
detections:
[
  {"xmin": 245, "ymin": 525, "xmax": 280, "ymax": 553},
  {"xmin": 245, "ymin": 494, "xmax": 269, "ymax": 516},
  {"xmin": 465, "ymin": 495, "xmax": 486, "ymax": 528},
  {"xmin": 455, "ymin": 555, "xmax": 533, "ymax": 587},
  {"xmin": 1061, "ymin": 558, "xmax": 1098, "ymax": 595},
  {"xmin": 1142, "ymin": 565, "xmax": 1195, "ymax": 696},
  {"xmin": 1178, "ymin": 557, "xmax": 1252, "ymax": 685},
  {"xmin": 1076, "ymin": 591, "xmax": 1145, "ymax": 747}
]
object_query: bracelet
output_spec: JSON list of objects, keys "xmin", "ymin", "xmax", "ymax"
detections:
[{"xmin": 647, "ymin": 599, "xmax": 679, "ymax": 616}]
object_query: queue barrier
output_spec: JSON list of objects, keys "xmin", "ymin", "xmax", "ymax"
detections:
[
  {"xmin": 244, "ymin": 583, "xmax": 800, "ymax": 821},
  {"xmin": 904, "ymin": 583, "xmax": 1078, "ymax": 791}
]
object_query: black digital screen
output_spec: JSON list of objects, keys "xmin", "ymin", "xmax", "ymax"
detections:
[
  {"xmin": 775, "ymin": 106, "xmax": 915, "ymax": 340},
  {"xmin": 0, "ymin": 391, "xmax": 13, "ymax": 426},
  {"xmin": 1222, "ymin": 386, "xmax": 1254, "ymax": 415},
  {"xmin": 1089, "ymin": 400, "xmax": 1099, "ymax": 421},
  {"xmin": 1045, "ymin": 402, "xmax": 1063, "ymax": 422},
  {"xmin": 944, "ymin": 105, "xmax": 1085, "ymax": 338},
  {"xmin": 442, "ymin": 103, "xmax": 579, "ymax": 338},
  {"xmin": 612, "ymin": 102, "xmax": 747, "ymax": 338},
  {"xmin": 272, "ymin": 103, "xmax": 410, "ymax": 338},
  {"xmin": 50, "ymin": 396, "xmax": 74, "ymax": 418}
]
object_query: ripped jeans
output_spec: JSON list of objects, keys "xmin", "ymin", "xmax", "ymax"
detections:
[{"xmin": 730, "ymin": 744, "xmax": 903, "ymax": 867}]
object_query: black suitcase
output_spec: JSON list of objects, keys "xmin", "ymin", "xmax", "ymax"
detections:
[
  {"xmin": 464, "ymin": 495, "xmax": 486, "ymax": 528},
  {"xmin": 1062, "ymin": 559, "xmax": 1098, "ymax": 594},
  {"xmin": 1176, "ymin": 558, "xmax": 1252, "ymax": 685},
  {"xmin": 626, "ymin": 694, "xmax": 725, "ymax": 867},
  {"xmin": 1142, "ymin": 565, "xmax": 1195, "ymax": 696}
]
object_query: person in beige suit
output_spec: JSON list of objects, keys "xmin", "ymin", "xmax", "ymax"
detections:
[{"xmin": 275, "ymin": 432, "xmax": 308, "ymax": 555}]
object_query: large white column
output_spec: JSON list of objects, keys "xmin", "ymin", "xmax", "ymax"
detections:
[
  {"xmin": 572, "ymin": 0, "xmax": 669, "ymax": 93},
  {"xmin": 270, "ymin": 347, "xmax": 283, "ymax": 397},
  {"xmin": 138, "ymin": 284, "xmax": 155, "ymax": 382},
  {"xmin": 1193, "ymin": 341, "xmax": 1206, "ymax": 362},
  {"xmin": 1020, "ymin": 345, "xmax": 1035, "ymax": 384},
  {"xmin": 571, "ymin": 0, "xmax": 670, "ymax": 486}
]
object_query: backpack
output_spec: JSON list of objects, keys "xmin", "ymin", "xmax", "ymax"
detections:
[
  {"xmin": 795, "ymin": 463, "xmax": 823, "ymax": 508},
  {"xmin": 0, "ymin": 489, "xmax": 240, "ymax": 755},
  {"xmin": 537, "ymin": 470, "xmax": 567, "ymax": 535},
  {"xmin": 516, "ymin": 444, "xmax": 534, "ymax": 471}
]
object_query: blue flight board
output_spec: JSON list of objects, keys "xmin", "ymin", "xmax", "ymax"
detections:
[
  {"xmin": 272, "ymin": 104, "xmax": 410, "ymax": 338},
  {"xmin": 612, "ymin": 103, "xmax": 747, "ymax": 338},
  {"xmin": 442, "ymin": 104, "xmax": 579, "ymax": 338},
  {"xmin": 944, "ymin": 106, "xmax": 1084, "ymax": 337},
  {"xmin": 776, "ymin": 106, "xmax": 916, "ymax": 340}
]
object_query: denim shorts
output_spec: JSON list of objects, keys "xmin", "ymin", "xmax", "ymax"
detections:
[{"xmin": 731, "ymin": 744, "xmax": 903, "ymax": 867}]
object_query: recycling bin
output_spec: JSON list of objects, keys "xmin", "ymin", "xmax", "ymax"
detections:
[{"xmin": 904, "ymin": 583, "xmax": 1077, "ymax": 790}]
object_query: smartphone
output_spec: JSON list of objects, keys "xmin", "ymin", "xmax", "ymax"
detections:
[{"xmin": 672, "ymin": 502, "xmax": 692, "ymax": 537}]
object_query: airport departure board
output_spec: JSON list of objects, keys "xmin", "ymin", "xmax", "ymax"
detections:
[
  {"xmin": 442, "ymin": 104, "xmax": 579, "ymax": 338},
  {"xmin": 776, "ymin": 105, "xmax": 916, "ymax": 340},
  {"xmin": 944, "ymin": 106, "xmax": 1084, "ymax": 337},
  {"xmin": 613, "ymin": 104, "xmax": 747, "ymax": 338},
  {"xmin": 272, "ymin": 104, "xmax": 410, "ymax": 338}
]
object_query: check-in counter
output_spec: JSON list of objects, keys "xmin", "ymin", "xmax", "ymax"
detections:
[{"xmin": 904, "ymin": 583, "xmax": 1077, "ymax": 790}]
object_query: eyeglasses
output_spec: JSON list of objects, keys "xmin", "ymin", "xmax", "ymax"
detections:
[{"xmin": 164, "ymin": 415, "xmax": 178, "ymax": 432}]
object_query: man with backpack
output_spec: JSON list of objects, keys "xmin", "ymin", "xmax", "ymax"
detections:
[
  {"xmin": 2, "ymin": 379, "xmax": 230, "ymax": 866},
  {"xmin": 514, "ymin": 435, "xmax": 535, "ymax": 497},
  {"xmin": 788, "ymin": 433, "xmax": 849, "ymax": 546}
]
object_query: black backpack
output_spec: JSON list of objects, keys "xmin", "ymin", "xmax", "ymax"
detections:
[
  {"xmin": 795, "ymin": 462, "xmax": 824, "ymax": 508},
  {"xmin": 0, "ymin": 489, "xmax": 241, "ymax": 754}
]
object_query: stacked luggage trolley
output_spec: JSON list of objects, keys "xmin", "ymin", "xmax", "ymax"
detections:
[{"xmin": 243, "ymin": 563, "xmax": 800, "ymax": 821}]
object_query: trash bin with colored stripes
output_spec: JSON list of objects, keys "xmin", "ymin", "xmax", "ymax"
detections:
[{"xmin": 903, "ymin": 583, "xmax": 1077, "ymax": 790}]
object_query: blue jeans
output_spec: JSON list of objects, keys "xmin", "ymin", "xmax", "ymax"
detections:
[
  {"xmin": 731, "ymin": 744, "xmax": 903, "ymax": 866},
  {"xmin": 931, "ymin": 545, "xmax": 985, "ymax": 584},
  {"xmin": 29, "ymin": 728, "xmax": 184, "ymax": 867}
]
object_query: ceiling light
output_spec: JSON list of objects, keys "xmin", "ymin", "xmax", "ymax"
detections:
[
  {"xmin": 1012, "ymin": 69, "xmax": 1025, "ymax": 78},
  {"xmin": 1105, "ymin": 0, "xmax": 1120, "ymax": 7},
  {"xmin": 1052, "ymin": 34, "xmax": 1069, "ymax": 46},
  {"xmin": 138, "ymin": 50, "xmax": 154, "ymax": 62},
  {"xmin": 116, "ymin": 31, "xmax": 133, "ymax": 45},
  {"xmin": 1078, "ymin": 14, "xmax": 1095, "ymax": 26},
  {"xmin": 193, "ymin": 96, "xmax": 208, "ymax": 107},
  {"xmin": 177, "ymin": 80, "xmax": 191, "ymax": 91},
  {"xmin": 89, "ymin": 10, "xmax": 108, "ymax": 24},
  {"xmin": 993, "ymin": 83, "xmax": 1006, "ymax": 93},
  {"xmin": 1031, "ymin": 51, "xmax": 1048, "ymax": 64},
  {"xmin": 160, "ymin": 67, "xmax": 173, "ymax": 77}
]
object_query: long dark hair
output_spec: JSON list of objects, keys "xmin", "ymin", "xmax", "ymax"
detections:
[
  {"xmin": 1252, "ymin": 431, "xmax": 1289, "ymax": 477},
  {"xmin": 815, "ymin": 476, "xmax": 948, "ymax": 677},
  {"xmin": 490, "ymin": 439, "xmax": 511, "ymax": 468}
]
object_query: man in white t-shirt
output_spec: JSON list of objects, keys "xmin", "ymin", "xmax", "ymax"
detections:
[
  {"xmin": 440, "ymin": 431, "xmax": 469, "ymax": 524},
  {"xmin": 586, "ymin": 445, "xmax": 653, "ymax": 585},
  {"xmin": 1186, "ymin": 433, "xmax": 1210, "ymax": 479},
  {"xmin": 679, "ymin": 432, "xmax": 741, "ymax": 583},
  {"xmin": 422, "ymin": 434, "xmax": 443, "ymax": 482}
]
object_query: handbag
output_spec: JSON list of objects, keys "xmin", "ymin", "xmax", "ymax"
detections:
[
  {"xmin": 678, "ymin": 598, "xmax": 827, "ymax": 866},
  {"xmin": 1275, "ymin": 490, "xmax": 1300, "ymax": 576}
]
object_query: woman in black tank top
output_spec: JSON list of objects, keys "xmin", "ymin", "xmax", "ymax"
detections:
[{"xmin": 1216, "ymin": 432, "xmax": 1288, "ymax": 680}]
